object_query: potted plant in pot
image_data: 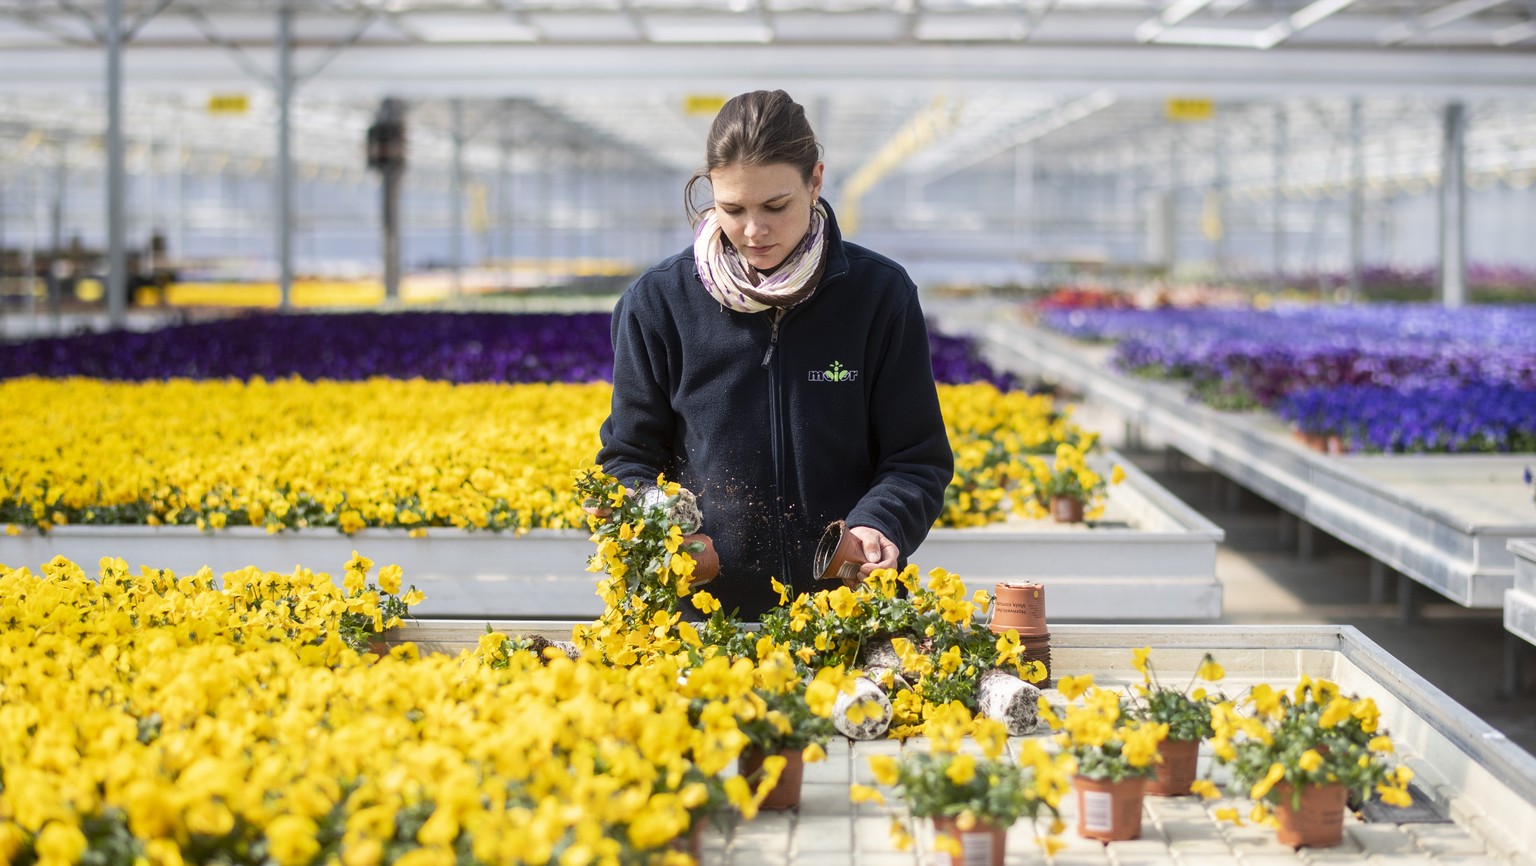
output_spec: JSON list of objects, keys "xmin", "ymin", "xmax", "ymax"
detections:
[
  {"xmin": 1022, "ymin": 441, "xmax": 1125, "ymax": 524},
  {"xmin": 1041, "ymin": 675, "xmax": 1167, "ymax": 841},
  {"xmin": 855, "ymin": 703, "xmax": 1072, "ymax": 866},
  {"xmin": 1126, "ymin": 647, "xmax": 1226, "ymax": 796},
  {"xmin": 1210, "ymin": 675, "xmax": 1412, "ymax": 848},
  {"xmin": 733, "ymin": 643, "xmax": 843, "ymax": 811},
  {"xmin": 572, "ymin": 468, "xmax": 718, "ymax": 656}
]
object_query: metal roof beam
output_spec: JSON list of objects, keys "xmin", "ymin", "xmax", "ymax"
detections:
[
  {"xmin": 4, "ymin": 43, "xmax": 1535, "ymax": 97},
  {"xmin": 1376, "ymin": 0, "xmax": 1514, "ymax": 46}
]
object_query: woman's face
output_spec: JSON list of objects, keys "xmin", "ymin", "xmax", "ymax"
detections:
[{"xmin": 709, "ymin": 161, "xmax": 824, "ymax": 272}]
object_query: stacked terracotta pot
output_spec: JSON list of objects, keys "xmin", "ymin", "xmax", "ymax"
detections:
[{"xmin": 990, "ymin": 581, "xmax": 1051, "ymax": 683}]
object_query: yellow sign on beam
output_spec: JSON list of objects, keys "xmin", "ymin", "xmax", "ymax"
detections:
[
  {"xmin": 1166, "ymin": 98, "xmax": 1215, "ymax": 122},
  {"xmin": 207, "ymin": 94, "xmax": 250, "ymax": 115},
  {"xmin": 683, "ymin": 95, "xmax": 728, "ymax": 117}
]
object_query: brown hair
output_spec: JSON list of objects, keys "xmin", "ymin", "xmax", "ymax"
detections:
[{"xmin": 685, "ymin": 90, "xmax": 822, "ymax": 226}]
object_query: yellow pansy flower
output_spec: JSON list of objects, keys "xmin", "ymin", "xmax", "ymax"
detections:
[
  {"xmin": 868, "ymin": 755, "xmax": 900, "ymax": 786},
  {"xmin": 1057, "ymin": 674, "xmax": 1094, "ymax": 701},
  {"xmin": 944, "ymin": 754, "xmax": 977, "ymax": 785},
  {"xmin": 1250, "ymin": 763, "xmax": 1287, "ymax": 801},
  {"xmin": 848, "ymin": 784, "xmax": 884, "ymax": 805}
]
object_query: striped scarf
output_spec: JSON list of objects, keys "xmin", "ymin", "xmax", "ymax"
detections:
[{"xmin": 693, "ymin": 201, "xmax": 829, "ymax": 314}]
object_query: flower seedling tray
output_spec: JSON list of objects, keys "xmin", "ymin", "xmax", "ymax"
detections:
[
  {"xmin": 960, "ymin": 314, "xmax": 1536, "ymax": 609},
  {"xmin": 0, "ymin": 450, "xmax": 1225, "ymax": 622},
  {"xmin": 384, "ymin": 621, "xmax": 1536, "ymax": 864}
]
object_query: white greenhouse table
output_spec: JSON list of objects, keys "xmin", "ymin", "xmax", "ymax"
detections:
[
  {"xmin": 385, "ymin": 621, "xmax": 1536, "ymax": 865},
  {"xmin": 0, "ymin": 451, "xmax": 1225, "ymax": 622},
  {"xmin": 957, "ymin": 315, "xmax": 1536, "ymax": 610},
  {"xmin": 1507, "ymin": 540, "xmax": 1536, "ymax": 650}
]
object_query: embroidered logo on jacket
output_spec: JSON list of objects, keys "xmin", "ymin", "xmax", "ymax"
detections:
[{"xmin": 808, "ymin": 360, "xmax": 859, "ymax": 383}]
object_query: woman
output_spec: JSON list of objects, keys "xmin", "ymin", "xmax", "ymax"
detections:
[{"xmin": 597, "ymin": 89, "xmax": 953, "ymax": 620}]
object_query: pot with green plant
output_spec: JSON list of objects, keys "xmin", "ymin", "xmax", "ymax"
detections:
[
  {"xmin": 1126, "ymin": 647, "xmax": 1226, "ymax": 796},
  {"xmin": 734, "ymin": 642, "xmax": 843, "ymax": 811},
  {"xmin": 1042, "ymin": 675, "xmax": 1167, "ymax": 842},
  {"xmin": 1022, "ymin": 440, "xmax": 1125, "ymax": 524},
  {"xmin": 573, "ymin": 469, "xmax": 716, "ymax": 631},
  {"xmin": 855, "ymin": 704, "xmax": 1071, "ymax": 866},
  {"xmin": 1210, "ymin": 675, "xmax": 1412, "ymax": 848}
]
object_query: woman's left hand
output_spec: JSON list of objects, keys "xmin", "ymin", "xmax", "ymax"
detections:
[{"xmin": 848, "ymin": 525, "xmax": 899, "ymax": 578}]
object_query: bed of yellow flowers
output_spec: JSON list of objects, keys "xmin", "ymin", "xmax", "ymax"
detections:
[
  {"xmin": 0, "ymin": 379, "xmax": 1105, "ymax": 535},
  {"xmin": 0, "ymin": 552, "xmax": 840, "ymax": 866}
]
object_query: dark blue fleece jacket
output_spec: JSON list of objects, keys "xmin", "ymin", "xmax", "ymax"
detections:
[{"xmin": 597, "ymin": 202, "xmax": 954, "ymax": 619}]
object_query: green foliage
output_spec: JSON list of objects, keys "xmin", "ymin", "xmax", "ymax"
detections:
[
  {"xmin": 1125, "ymin": 650, "xmax": 1223, "ymax": 742},
  {"xmin": 575, "ymin": 468, "xmax": 706, "ymax": 625},
  {"xmin": 1213, "ymin": 679, "xmax": 1410, "ymax": 808},
  {"xmin": 885, "ymin": 749, "xmax": 1064, "ymax": 828},
  {"xmin": 735, "ymin": 687, "xmax": 837, "ymax": 753}
]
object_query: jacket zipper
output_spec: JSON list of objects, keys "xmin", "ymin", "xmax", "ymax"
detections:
[
  {"xmin": 761, "ymin": 307, "xmax": 783, "ymax": 368},
  {"xmin": 763, "ymin": 307, "xmax": 791, "ymax": 586}
]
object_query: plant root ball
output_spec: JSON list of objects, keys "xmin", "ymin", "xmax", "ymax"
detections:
[
  {"xmin": 833, "ymin": 677, "xmax": 894, "ymax": 740},
  {"xmin": 977, "ymin": 668, "xmax": 1041, "ymax": 735}
]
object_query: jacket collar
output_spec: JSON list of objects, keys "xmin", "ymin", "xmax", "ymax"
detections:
[{"xmin": 817, "ymin": 197, "xmax": 851, "ymax": 285}]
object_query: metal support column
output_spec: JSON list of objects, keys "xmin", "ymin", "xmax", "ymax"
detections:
[
  {"xmin": 1348, "ymin": 98, "xmax": 1365, "ymax": 303},
  {"xmin": 1439, "ymin": 101, "xmax": 1467, "ymax": 310},
  {"xmin": 1013, "ymin": 144, "xmax": 1034, "ymax": 259},
  {"xmin": 1502, "ymin": 634, "xmax": 1523, "ymax": 699},
  {"xmin": 174, "ymin": 126, "xmax": 186, "ymax": 259},
  {"xmin": 49, "ymin": 146, "xmax": 66, "ymax": 329},
  {"xmin": 1398, "ymin": 574, "xmax": 1419, "ymax": 626},
  {"xmin": 538, "ymin": 142, "xmax": 552, "ymax": 288},
  {"xmin": 371, "ymin": 97, "xmax": 406, "ymax": 304},
  {"xmin": 143, "ymin": 125, "xmax": 156, "ymax": 256},
  {"xmin": 105, "ymin": 0, "xmax": 127, "ymax": 328},
  {"xmin": 450, "ymin": 98, "xmax": 465, "ymax": 300},
  {"xmin": 497, "ymin": 104, "xmax": 513, "ymax": 284},
  {"xmin": 1164, "ymin": 135, "xmax": 1180, "ymax": 272},
  {"xmin": 0, "ymin": 173, "xmax": 7, "ymax": 305},
  {"xmin": 276, "ymin": 1, "xmax": 295, "ymax": 311},
  {"xmin": 1297, "ymin": 519, "xmax": 1315, "ymax": 560},
  {"xmin": 1271, "ymin": 104, "xmax": 1286, "ymax": 294},
  {"xmin": 574, "ymin": 145, "xmax": 588, "ymax": 265},
  {"xmin": 23, "ymin": 174, "xmax": 38, "ymax": 323},
  {"xmin": 1212, "ymin": 115, "xmax": 1229, "ymax": 273},
  {"xmin": 1369, "ymin": 558, "xmax": 1391, "ymax": 605}
]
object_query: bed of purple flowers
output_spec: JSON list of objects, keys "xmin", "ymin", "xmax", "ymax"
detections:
[
  {"xmin": 1277, "ymin": 385, "xmax": 1536, "ymax": 453},
  {"xmin": 1040, "ymin": 304, "xmax": 1536, "ymax": 453},
  {"xmin": 0, "ymin": 310, "xmax": 1017, "ymax": 389}
]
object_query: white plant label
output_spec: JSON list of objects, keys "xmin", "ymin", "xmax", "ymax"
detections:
[
  {"xmin": 1082, "ymin": 789, "xmax": 1114, "ymax": 832},
  {"xmin": 939, "ymin": 831, "xmax": 994, "ymax": 866}
]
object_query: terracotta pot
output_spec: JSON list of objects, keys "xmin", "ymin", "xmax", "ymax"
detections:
[
  {"xmin": 738, "ymin": 748, "xmax": 806, "ymax": 811},
  {"xmin": 682, "ymin": 533, "xmax": 719, "ymax": 586},
  {"xmin": 1051, "ymin": 496, "xmax": 1086, "ymax": 524},
  {"xmin": 814, "ymin": 520, "xmax": 865, "ymax": 588},
  {"xmin": 670, "ymin": 818, "xmax": 706, "ymax": 859},
  {"xmin": 990, "ymin": 581, "xmax": 1048, "ymax": 636},
  {"xmin": 930, "ymin": 816, "xmax": 1007, "ymax": 866},
  {"xmin": 1073, "ymin": 775, "xmax": 1146, "ymax": 842},
  {"xmin": 1272, "ymin": 782, "xmax": 1348, "ymax": 848},
  {"xmin": 1146, "ymin": 738, "xmax": 1200, "ymax": 797}
]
